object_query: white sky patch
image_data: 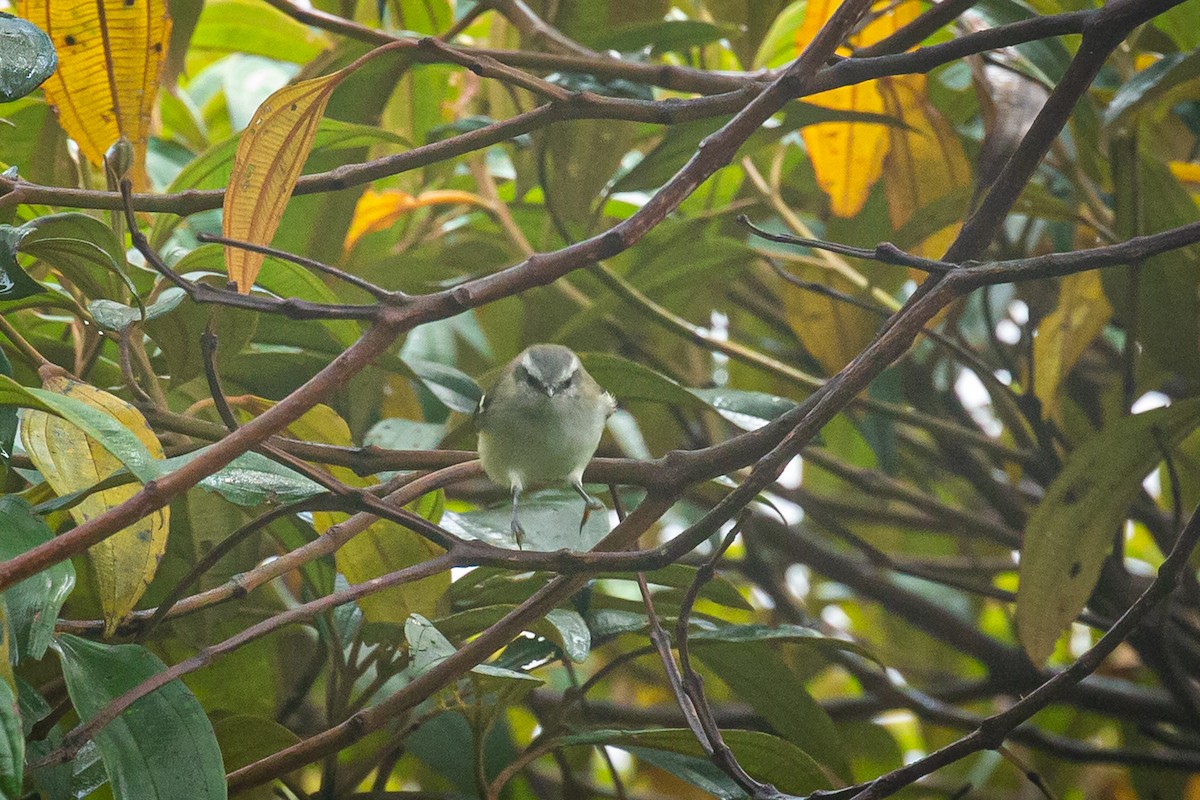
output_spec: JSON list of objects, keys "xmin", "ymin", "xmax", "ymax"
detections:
[
  {"xmin": 760, "ymin": 492, "xmax": 804, "ymax": 525},
  {"xmin": 785, "ymin": 564, "xmax": 810, "ymax": 600},
  {"xmin": 821, "ymin": 604, "xmax": 852, "ymax": 632},
  {"xmin": 995, "ymin": 318, "xmax": 1021, "ymax": 345},
  {"xmin": 749, "ymin": 585, "xmax": 776, "ymax": 610},
  {"xmin": 1069, "ymin": 622, "xmax": 1093, "ymax": 659},
  {"xmin": 954, "ymin": 369, "xmax": 1003, "ymax": 438},
  {"xmin": 777, "ymin": 455, "xmax": 803, "ymax": 489},
  {"xmin": 604, "ymin": 746, "xmax": 633, "ymax": 773},
  {"xmin": 1008, "ymin": 299, "xmax": 1030, "ymax": 325}
]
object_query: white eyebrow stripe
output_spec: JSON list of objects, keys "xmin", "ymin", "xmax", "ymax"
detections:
[
  {"xmin": 521, "ymin": 351, "xmax": 542, "ymax": 380},
  {"xmin": 568, "ymin": 353, "xmax": 580, "ymax": 374}
]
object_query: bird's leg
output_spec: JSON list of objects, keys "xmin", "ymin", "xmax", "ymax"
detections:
[
  {"xmin": 510, "ymin": 483, "xmax": 526, "ymax": 549},
  {"xmin": 571, "ymin": 476, "xmax": 605, "ymax": 533}
]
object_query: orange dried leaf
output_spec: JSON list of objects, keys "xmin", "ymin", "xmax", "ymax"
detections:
[
  {"xmin": 344, "ymin": 188, "xmax": 490, "ymax": 250},
  {"xmin": 17, "ymin": 0, "xmax": 170, "ymax": 188},
  {"xmin": 223, "ymin": 70, "xmax": 347, "ymax": 292}
]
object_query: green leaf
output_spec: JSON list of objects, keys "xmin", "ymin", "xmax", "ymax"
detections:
[
  {"xmin": 0, "ymin": 226, "xmax": 44, "ymax": 301},
  {"xmin": 697, "ymin": 642, "xmax": 850, "ymax": 780},
  {"xmin": 405, "ymin": 614, "xmax": 543, "ymax": 685},
  {"xmin": 596, "ymin": 564, "xmax": 753, "ymax": 611},
  {"xmin": 404, "ymin": 358, "xmax": 483, "ymax": 414},
  {"xmin": 1105, "ymin": 51, "xmax": 1200, "ymax": 135},
  {"xmin": 88, "ymin": 290, "xmax": 186, "ymax": 333},
  {"xmin": 0, "ymin": 375, "xmax": 160, "ymax": 481},
  {"xmin": 0, "ymin": 376, "xmax": 323, "ymax": 507},
  {"xmin": 972, "ymin": 0, "xmax": 1070, "ymax": 85},
  {"xmin": 210, "ymin": 716, "xmax": 299, "ymax": 800},
  {"xmin": 328, "ymin": 490, "xmax": 448, "ymax": 633},
  {"xmin": 690, "ymin": 388, "xmax": 798, "ymax": 430},
  {"xmin": 191, "ymin": 0, "xmax": 330, "ymax": 64},
  {"xmin": 578, "ymin": 353, "xmax": 708, "ymax": 410},
  {"xmin": 19, "ymin": 213, "xmax": 131, "ymax": 301},
  {"xmin": 0, "ymin": 13, "xmax": 56, "ymax": 102},
  {"xmin": 561, "ymin": 728, "xmax": 830, "ymax": 795},
  {"xmin": 594, "ymin": 20, "xmax": 725, "ymax": 55},
  {"xmin": 54, "ymin": 635, "xmax": 227, "ymax": 800},
  {"xmin": 1017, "ymin": 399, "xmax": 1200, "ymax": 664},
  {"xmin": 159, "ymin": 449, "xmax": 325, "ymax": 507},
  {"xmin": 435, "ymin": 606, "xmax": 592, "ymax": 663},
  {"xmin": 1103, "ymin": 145, "xmax": 1200, "ymax": 382},
  {"xmin": 0, "ymin": 351, "xmax": 14, "ymax": 479},
  {"xmin": 691, "ymin": 622, "xmax": 875, "ymax": 661},
  {"xmin": 0, "ymin": 659, "xmax": 22, "ymax": 799},
  {"xmin": 444, "ymin": 488, "xmax": 610, "ymax": 551},
  {"xmin": 0, "ymin": 496, "xmax": 75, "ymax": 661}
]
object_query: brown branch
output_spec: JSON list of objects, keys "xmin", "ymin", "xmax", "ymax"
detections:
[
  {"xmin": 223, "ymin": 2, "xmax": 882, "ymax": 785},
  {"xmin": 0, "ymin": 13, "xmax": 1102, "ymax": 216}
]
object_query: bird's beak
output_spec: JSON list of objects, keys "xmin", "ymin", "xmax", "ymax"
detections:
[{"xmin": 543, "ymin": 385, "xmax": 556, "ymax": 398}]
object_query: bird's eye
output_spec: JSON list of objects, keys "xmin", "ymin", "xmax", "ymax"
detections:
[{"xmin": 525, "ymin": 372, "xmax": 540, "ymax": 389}]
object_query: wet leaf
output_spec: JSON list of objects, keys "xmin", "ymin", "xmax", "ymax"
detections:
[
  {"xmin": 404, "ymin": 358, "xmax": 483, "ymax": 414},
  {"xmin": 0, "ymin": 12, "xmax": 56, "ymax": 102},
  {"xmin": 0, "ymin": 225, "xmax": 44, "ymax": 301},
  {"xmin": 89, "ymin": 290, "xmax": 185, "ymax": 332},
  {"xmin": 435, "ymin": 606, "xmax": 591, "ymax": 663}
]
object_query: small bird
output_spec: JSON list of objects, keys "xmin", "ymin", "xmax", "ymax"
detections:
[{"xmin": 475, "ymin": 344, "xmax": 616, "ymax": 548}]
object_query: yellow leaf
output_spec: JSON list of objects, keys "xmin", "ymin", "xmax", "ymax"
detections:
[
  {"xmin": 879, "ymin": 76, "xmax": 973, "ymax": 261},
  {"xmin": 796, "ymin": 0, "xmax": 922, "ymax": 217},
  {"xmin": 801, "ymin": 83, "xmax": 889, "ymax": 217},
  {"xmin": 315, "ymin": 499, "xmax": 449, "ymax": 631},
  {"xmin": 1170, "ymin": 161, "xmax": 1200, "ymax": 196},
  {"xmin": 17, "ymin": 0, "xmax": 170, "ymax": 189},
  {"xmin": 223, "ymin": 70, "xmax": 347, "ymax": 293},
  {"xmin": 344, "ymin": 188, "xmax": 490, "ymax": 251},
  {"xmin": 21, "ymin": 376, "xmax": 168, "ymax": 636},
  {"xmin": 237, "ymin": 397, "xmax": 450, "ymax": 626},
  {"xmin": 781, "ymin": 264, "xmax": 880, "ymax": 374},
  {"xmin": 1032, "ymin": 271, "xmax": 1113, "ymax": 425}
]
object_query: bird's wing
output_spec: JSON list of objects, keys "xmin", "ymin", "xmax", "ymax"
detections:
[
  {"xmin": 473, "ymin": 391, "xmax": 491, "ymax": 430},
  {"xmin": 603, "ymin": 392, "xmax": 617, "ymax": 418}
]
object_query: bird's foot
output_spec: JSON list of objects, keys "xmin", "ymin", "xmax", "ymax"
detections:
[{"xmin": 511, "ymin": 518, "xmax": 527, "ymax": 550}]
